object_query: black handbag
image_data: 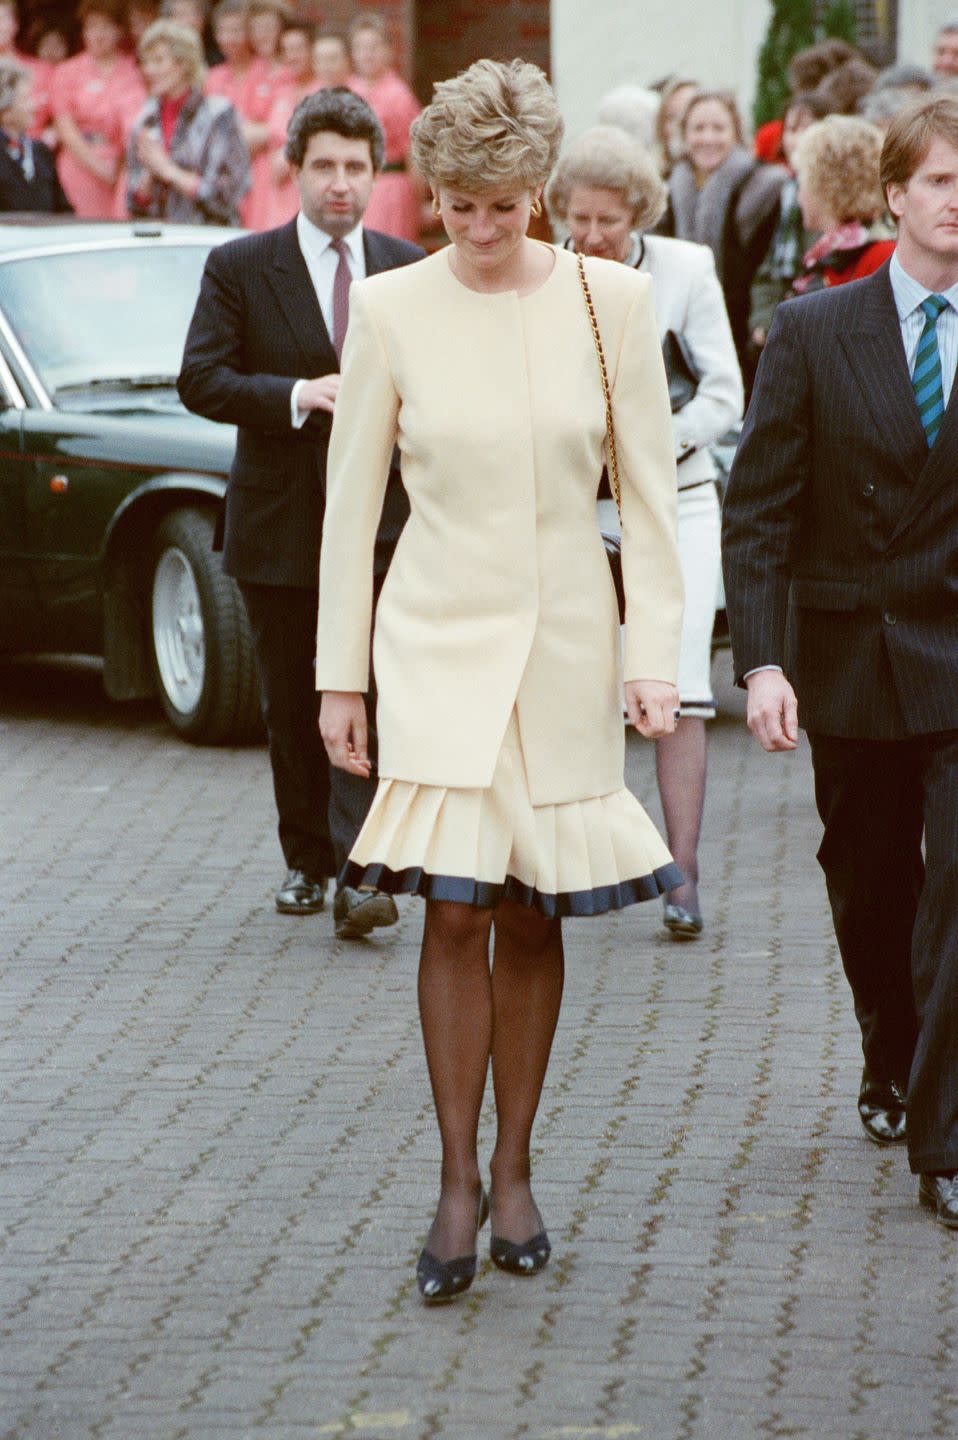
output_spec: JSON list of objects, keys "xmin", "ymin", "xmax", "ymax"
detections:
[
  {"xmin": 577, "ymin": 252, "xmax": 626, "ymax": 623},
  {"xmin": 662, "ymin": 328, "xmax": 699, "ymax": 413}
]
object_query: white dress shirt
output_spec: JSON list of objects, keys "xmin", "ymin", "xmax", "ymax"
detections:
[
  {"xmin": 290, "ymin": 211, "xmax": 367, "ymax": 427},
  {"xmin": 888, "ymin": 248, "xmax": 958, "ymax": 407}
]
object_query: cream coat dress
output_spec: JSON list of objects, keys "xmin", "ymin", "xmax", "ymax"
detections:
[{"xmin": 315, "ymin": 243, "xmax": 684, "ymax": 915}]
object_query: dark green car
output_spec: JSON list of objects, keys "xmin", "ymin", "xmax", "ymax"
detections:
[{"xmin": 0, "ymin": 219, "xmax": 261, "ymax": 743}]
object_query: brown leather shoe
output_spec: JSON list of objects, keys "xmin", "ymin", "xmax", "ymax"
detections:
[
  {"xmin": 918, "ymin": 1173, "xmax": 958, "ymax": 1230},
  {"xmin": 857, "ymin": 1066, "xmax": 907, "ymax": 1145},
  {"xmin": 275, "ymin": 870, "xmax": 327, "ymax": 915}
]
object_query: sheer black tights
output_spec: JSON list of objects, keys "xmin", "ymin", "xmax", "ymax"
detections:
[
  {"xmin": 656, "ymin": 717, "xmax": 707, "ymax": 913},
  {"xmin": 418, "ymin": 897, "xmax": 564, "ymax": 1261}
]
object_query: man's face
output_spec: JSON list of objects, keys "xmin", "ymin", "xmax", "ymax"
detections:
[
  {"xmin": 293, "ymin": 130, "xmax": 376, "ymax": 236},
  {"xmin": 887, "ymin": 135, "xmax": 958, "ymax": 269},
  {"xmin": 933, "ymin": 29, "xmax": 958, "ymax": 78}
]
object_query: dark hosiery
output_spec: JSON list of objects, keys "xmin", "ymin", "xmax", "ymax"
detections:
[
  {"xmin": 655, "ymin": 716, "xmax": 707, "ymax": 914},
  {"xmin": 417, "ymin": 896, "xmax": 563, "ymax": 1261},
  {"xmin": 489, "ymin": 899, "xmax": 564, "ymax": 1244}
]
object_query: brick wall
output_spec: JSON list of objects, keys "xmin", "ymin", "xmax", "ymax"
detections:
[{"xmin": 414, "ymin": 0, "xmax": 551, "ymax": 102}]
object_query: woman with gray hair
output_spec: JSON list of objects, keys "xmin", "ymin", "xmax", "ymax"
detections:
[
  {"xmin": 548, "ymin": 124, "xmax": 744, "ymax": 939},
  {"xmin": 0, "ymin": 58, "xmax": 70, "ymax": 212},
  {"xmin": 126, "ymin": 19, "xmax": 250, "ymax": 224}
]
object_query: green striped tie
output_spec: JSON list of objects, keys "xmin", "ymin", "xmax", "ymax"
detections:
[{"xmin": 912, "ymin": 294, "xmax": 949, "ymax": 448}]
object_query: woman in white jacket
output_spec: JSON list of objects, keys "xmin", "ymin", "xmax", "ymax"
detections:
[{"xmin": 548, "ymin": 125, "xmax": 744, "ymax": 938}]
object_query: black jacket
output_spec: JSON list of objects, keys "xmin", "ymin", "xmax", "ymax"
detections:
[
  {"xmin": 0, "ymin": 139, "xmax": 71, "ymax": 214},
  {"xmin": 722, "ymin": 262, "xmax": 958, "ymax": 740},
  {"xmin": 177, "ymin": 219, "xmax": 423, "ymax": 586}
]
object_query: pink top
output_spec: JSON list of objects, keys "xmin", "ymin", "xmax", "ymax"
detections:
[
  {"xmin": 349, "ymin": 69, "xmax": 421, "ymax": 242},
  {"xmin": 242, "ymin": 60, "xmax": 290, "ymax": 230},
  {"xmin": 262, "ymin": 78, "xmax": 316, "ymax": 229},
  {"xmin": 205, "ymin": 57, "xmax": 268, "ymax": 120},
  {"xmin": 52, "ymin": 51, "xmax": 145, "ymax": 218},
  {"xmin": 11, "ymin": 53, "xmax": 55, "ymax": 137},
  {"xmin": 349, "ymin": 69, "xmax": 419, "ymax": 166}
]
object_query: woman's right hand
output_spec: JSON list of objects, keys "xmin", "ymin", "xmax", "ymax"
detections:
[{"xmin": 319, "ymin": 691, "xmax": 372, "ymax": 776}]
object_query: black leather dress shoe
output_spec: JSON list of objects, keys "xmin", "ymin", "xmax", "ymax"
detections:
[
  {"xmin": 275, "ymin": 870, "xmax": 327, "ymax": 915},
  {"xmin": 918, "ymin": 1173, "xmax": 958, "ymax": 1230},
  {"xmin": 857, "ymin": 1066, "xmax": 907, "ymax": 1145},
  {"xmin": 333, "ymin": 886, "xmax": 399, "ymax": 939}
]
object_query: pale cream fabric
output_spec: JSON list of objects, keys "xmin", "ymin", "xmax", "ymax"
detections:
[
  {"xmin": 315, "ymin": 244, "xmax": 682, "ymax": 806},
  {"xmin": 346, "ymin": 710, "xmax": 677, "ymax": 912}
]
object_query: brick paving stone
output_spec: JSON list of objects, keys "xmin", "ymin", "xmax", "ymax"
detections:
[{"xmin": 2, "ymin": 656, "xmax": 956, "ymax": 1440}]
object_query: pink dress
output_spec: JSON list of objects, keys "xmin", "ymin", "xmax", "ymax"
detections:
[
  {"xmin": 15, "ymin": 53, "xmax": 54, "ymax": 138},
  {"xmin": 52, "ymin": 51, "xmax": 144, "ymax": 218},
  {"xmin": 349, "ymin": 70, "xmax": 420, "ymax": 242},
  {"xmin": 262, "ymin": 78, "xmax": 316, "ymax": 229},
  {"xmin": 242, "ymin": 60, "xmax": 289, "ymax": 231}
]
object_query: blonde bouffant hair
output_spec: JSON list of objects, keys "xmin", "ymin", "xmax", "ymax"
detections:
[
  {"xmin": 545, "ymin": 125, "xmax": 668, "ymax": 232},
  {"xmin": 411, "ymin": 58, "xmax": 564, "ymax": 192},
  {"xmin": 794, "ymin": 114, "xmax": 885, "ymax": 225},
  {"xmin": 139, "ymin": 19, "xmax": 205, "ymax": 88}
]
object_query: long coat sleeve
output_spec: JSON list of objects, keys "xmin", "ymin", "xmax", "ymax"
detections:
[{"xmin": 315, "ymin": 246, "xmax": 682, "ymax": 805}]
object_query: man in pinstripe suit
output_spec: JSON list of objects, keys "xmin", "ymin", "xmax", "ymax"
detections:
[
  {"xmin": 179, "ymin": 89, "xmax": 423, "ymax": 936},
  {"xmin": 722, "ymin": 96, "xmax": 958, "ymax": 1229}
]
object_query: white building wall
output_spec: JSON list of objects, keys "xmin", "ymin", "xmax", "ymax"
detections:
[
  {"xmin": 899, "ymin": 0, "xmax": 958, "ymax": 66},
  {"xmin": 551, "ymin": 0, "xmax": 772, "ymax": 144}
]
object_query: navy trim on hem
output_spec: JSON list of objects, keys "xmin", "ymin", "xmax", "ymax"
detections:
[{"xmin": 338, "ymin": 859, "xmax": 684, "ymax": 918}]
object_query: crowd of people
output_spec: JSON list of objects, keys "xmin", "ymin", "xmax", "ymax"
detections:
[{"xmin": 0, "ymin": 0, "xmax": 422, "ymax": 233}]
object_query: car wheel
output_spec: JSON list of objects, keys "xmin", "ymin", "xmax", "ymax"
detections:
[{"xmin": 149, "ymin": 508, "xmax": 261, "ymax": 744}]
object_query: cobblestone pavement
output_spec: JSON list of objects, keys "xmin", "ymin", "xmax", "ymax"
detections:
[{"xmin": 1, "ymin": 653, "xmax": 955, "ymax": 1440}]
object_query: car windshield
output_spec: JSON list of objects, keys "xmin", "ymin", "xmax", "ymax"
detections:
[{"xmin": 0, "ymin": 243, "xmax": 214, "ymax": 398}]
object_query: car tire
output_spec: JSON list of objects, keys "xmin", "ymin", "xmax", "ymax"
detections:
[{"xmin": 148, "ymin": 507, "xmax": 261, "ymax": 744}]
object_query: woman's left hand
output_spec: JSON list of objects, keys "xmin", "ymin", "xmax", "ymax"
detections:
[{"xmin": 625, "ymin": 679, "xmax": 680, "ymax": 738}]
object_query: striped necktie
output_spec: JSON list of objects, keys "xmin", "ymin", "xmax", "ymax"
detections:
[
  {"xmin": 331, "ymin": 238, "xmax": 352, "ymax": 364},
  {"xmin": 912, "ymin": 294, "xmax": 949, "ymax": 448}
]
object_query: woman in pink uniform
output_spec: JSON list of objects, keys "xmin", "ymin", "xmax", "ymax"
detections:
[
  {"xmin": 348, "ymin": 12, "xmax": 421, "ymax": 242},
  {"xmin": 0, "ymin": 0, "xmax": 53, "ymax": 140},
  {"xmin": 52, "ymin": 0, "xmax": 144, "ymax": 218},
  {"xmin": 263, "ymin": 17, "xmax": 316, "ymax": 229},
  {"xmin": 241, "ymin": 0, "xmax": 289, "ymax": 230}
]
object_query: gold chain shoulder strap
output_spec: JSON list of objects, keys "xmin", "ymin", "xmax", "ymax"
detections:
[{"xmin": 576, "ymin": 251, "xmax": 620, "ymax": 516}]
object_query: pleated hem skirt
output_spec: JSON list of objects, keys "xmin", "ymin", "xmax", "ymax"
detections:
[{"xmin": 341, "ymin": 711, "xmax": 683, "ymax": 918}]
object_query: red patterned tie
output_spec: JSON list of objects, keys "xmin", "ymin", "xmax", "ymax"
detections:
[{"xmin": 331, "ymin": 238, "xmax": 352, "ymax": 364}]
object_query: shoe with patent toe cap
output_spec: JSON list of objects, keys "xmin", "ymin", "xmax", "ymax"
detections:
[
  {"xmin": 275, "ymin": 869, "xmax": 327, "ymax": 915},
  {"xmin": 918, "ymin": 1173, "xmax": 958, "ymax": 1230},
  {"xmin": 857, "ymin": 1067, "xmax": 907, "ymax": 1146}
]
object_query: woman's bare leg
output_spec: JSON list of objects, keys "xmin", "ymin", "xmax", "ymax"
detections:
[
  {"xmin": 656, "ymin": 717, "xmax": 707, "ymax": 915},
  {"xmin": 488, "ymin": 899, "xmax": 564, "ymax": 1241},
  {"xmin": 418, "ymin": 898, "xmax": 494, "ymax": 1260}
]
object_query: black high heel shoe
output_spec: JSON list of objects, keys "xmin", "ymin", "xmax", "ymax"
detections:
[
  {"xmin": 416, "ymin": 1189, "xmax": 489, "ymax": 1304},
  {"xmin": 490, "ymin": 1228, "xmax": 551, "ymax": 1276}
]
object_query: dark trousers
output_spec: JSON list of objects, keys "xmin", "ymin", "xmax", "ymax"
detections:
[
  {"xmin": 238, "ymin": 582, "xmax": 379, "ymax": 880},
  {"xmin": 809, "ymin": 729, "xmax": 958, "ymax": 1172}
]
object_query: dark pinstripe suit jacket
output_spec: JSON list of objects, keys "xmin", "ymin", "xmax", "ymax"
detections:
[
  {"xmin": 177, "ymin": 219, "xmax": 423, "ymax": 587},
  {"xmin": 722, "ymin": 261, "xmax": 958, "ymax": 739}
]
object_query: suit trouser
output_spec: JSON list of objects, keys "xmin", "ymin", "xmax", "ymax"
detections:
[
  {"xmin": 809, "ymin": 729, "xmax": 958, "ymax": 1172},
  {"xmin": 238, "ymin": 582, "xmax": 378, "ymax": 881}
]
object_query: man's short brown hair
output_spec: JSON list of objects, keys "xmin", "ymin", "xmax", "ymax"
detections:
[{"xmin": 881, "ymin": 93, "xmax": 958, "ymax": 204}]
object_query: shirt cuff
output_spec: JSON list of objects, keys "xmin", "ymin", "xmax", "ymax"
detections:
[
  {"xmin": 290, "ymin": 378, "xmax": 308, "ymax": 429},
  {"xmin": 743, "ymin": 665, "xmax": 784, "ymax": 679}
]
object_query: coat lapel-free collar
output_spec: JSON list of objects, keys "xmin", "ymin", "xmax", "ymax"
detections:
[
  {"xmin": 266, "ymin": 218, "xmax": 337, "ymax": 371},
  {"xmin": 838, "ymin": 264, "xmax": 929, "ymax": 481}
]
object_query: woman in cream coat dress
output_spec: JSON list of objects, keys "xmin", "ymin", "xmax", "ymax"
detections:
[
  {"xmin": 548, "ymin": 126, "xmax": 744, "ymax": 941},
  {"xmin": 317, "ymin": 61, "xmax": 683, "ymax": 1305}
]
